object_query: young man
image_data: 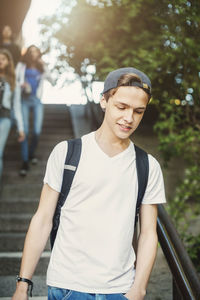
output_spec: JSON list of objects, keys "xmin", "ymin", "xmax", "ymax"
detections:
[{"xmin": 12, "ymin": 67, "xmax": 166, "ymax": 300}]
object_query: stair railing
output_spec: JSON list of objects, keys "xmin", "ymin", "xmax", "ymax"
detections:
[{"xmin": 157, "ymin": 204, "xmax": 200, "ymax": 300}]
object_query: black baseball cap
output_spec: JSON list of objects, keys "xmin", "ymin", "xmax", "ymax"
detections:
[{"xmin": 102, "ymin": 67, "xmax": 151, "ymax": 96}]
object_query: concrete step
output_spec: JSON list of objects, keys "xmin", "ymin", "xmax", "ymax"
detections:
[
  {"xmin": 6, "ymin": 122, "xmax": 72, "ymax": 139},
  {"xmin": 0, "ymin": 233, "xmax": 50, "ymax": 252},
  {"xmin": 1, "ymin": 193, "xmax": 41, "ymax": 203},
  {"xmin": 0, "ymin": 200, "xmax": 38, "ymax": 213},
  {"xmin": 0, "ymin": 252, "xmax": 50, "ymax": 276},
  {"xmin": 4, "ymin": 143, "xmax": 62, "ymax": 155},
  {"xmin": 4, "ymin": 149, "xmax": 57, "ymax": 161},
  {"xmin": 0, "ymin": 275, "xmax": 47, "ymax": 297},
  {"xmin": 0, "ymin": 214, "xmax": 32, "ymax": 232},
  {"xmin": 1, "ymin": 176, "xmax": 45, "ymax": 198},
  {"xmin": 3, "ymin": 160, "xmax": 47, "ymax": 169},
  {"xmin": 1, "ymin": 183, "xmax": 42, "ymax": 199},
  {"xmin": 0, "ymin": 195, "xmax": 39, "ymax": 202},
  {"xmin": 0, "ymin": 233, "xmax": 26, "ymax": 252},
  {"xmin": 5, "ymin": 131, "xmax": 72, "ymax": 146},
  {"xmin": 2, "ymin": 172, "xmax": 44, "ymax": 184},
  {"xmin": 1, "ymin": 173, "xmax": 44, "ymax": 184}
]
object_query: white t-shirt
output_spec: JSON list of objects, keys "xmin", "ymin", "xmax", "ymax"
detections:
[{"xmin": 43, "ymin": 132, "xmax": 166, "ymax": 293}]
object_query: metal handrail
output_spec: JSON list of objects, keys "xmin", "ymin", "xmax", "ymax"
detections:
[{"xmin": 157, "ymin": 204, "xmax": 200, "ymax": 300}]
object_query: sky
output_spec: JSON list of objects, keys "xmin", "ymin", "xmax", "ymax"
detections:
[
  {"xmin": 22, "ymin": 0, "xmax": 103, "ymax": 104},
  {"xmin": 22, "ymin": 0, "xmax": 62, "ymax": 47}
]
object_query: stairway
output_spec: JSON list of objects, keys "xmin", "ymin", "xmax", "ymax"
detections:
[
  {"xmin": 0, "ymin": 104, "xmax": 74, "ymax": 298},
  {"xmin": 0, "ymin": 103, "xmax": 173, "ymax": 299}
]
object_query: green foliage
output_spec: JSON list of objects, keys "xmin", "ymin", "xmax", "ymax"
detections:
[
  {"xmin": 185, "ymin": 234, "xmax": 200, "ymax": 273},
  {"xmin": 167, "ymin": 165, "xmax": 200, "ymax": 227},
  {"xmin": 165, "ymin": 164, "xmax": 200, "ymax": 270},
  {"xmin": 154, "ymin": 102, "xmax": 200, "ymax": 164}
]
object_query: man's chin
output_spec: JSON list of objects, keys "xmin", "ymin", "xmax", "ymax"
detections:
[{"xmin": 116, "ymin": 131, "xmax": 134, "ymax": 140}]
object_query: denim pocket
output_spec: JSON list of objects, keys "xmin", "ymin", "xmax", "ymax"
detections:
[
  {"xmin": 48, "ymin": 286, "xmax": 73, "ymax": 300},
  {"xmin": 119, "ymin": 294, "xmax": 129, "ymax": 300}
]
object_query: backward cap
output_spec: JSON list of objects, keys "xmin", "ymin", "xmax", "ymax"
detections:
[{"xmin": 102, "ymin": 67, "xmax": 151, "ymax": 95}]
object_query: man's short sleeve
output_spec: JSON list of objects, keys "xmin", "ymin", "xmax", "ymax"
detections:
[
  {"xmin": 43, "ymin": 141, "xmax": 68, "ymax": 192},
  {"xmin": 142, "ymin": 154, "xmax": 166, "ymax": 204}
]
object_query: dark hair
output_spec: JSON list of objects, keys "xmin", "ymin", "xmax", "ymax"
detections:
[
  {"xmin": 0, "ymin": 48, "xmax": 15, "ymax": 91},
  {"xmin": 0, "ymin": 25, "xmax": 14, "ymax": 43},
  {"xmin": 103, "ymin": 73, "xmax": 150, "ymax": 101},
  {"xmin": 22, "ymin": 45, "xmax": 44, "ymax": 73}
]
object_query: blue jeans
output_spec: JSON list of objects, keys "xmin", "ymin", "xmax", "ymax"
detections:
[
  {"xmin": 0, "ymin": 117, "xmax": 11, "ymax": 183},
  {"xmin": 21, "ymin": 95, "xmax": 44, "ymax": 161},
  {"xmin": 48, "ymin": 287, "xmax": 128, "ymax": 300}
]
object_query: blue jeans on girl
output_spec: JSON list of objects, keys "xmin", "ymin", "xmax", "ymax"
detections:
[{"xmin": 21, "ymin": 95, "xmax": 44, "ymax": 162}]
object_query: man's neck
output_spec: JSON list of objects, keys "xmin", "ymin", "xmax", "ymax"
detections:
[{"xmin": 95, "ymin": 127, "xmax": 130, "ymax": 157}]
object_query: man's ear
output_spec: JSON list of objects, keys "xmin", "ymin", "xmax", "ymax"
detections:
[{"xmin": 100, "ymin": 95, "xmax": 107, "ymax": 112}]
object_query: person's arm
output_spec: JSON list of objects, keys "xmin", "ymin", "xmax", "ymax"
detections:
[
  {"xmin": 12, "ymin": 184, "xmax": 59, "ymax": 300},
  {"xmin": 125, "ymin": 204, "xmax": 158, "ymax": 300}
]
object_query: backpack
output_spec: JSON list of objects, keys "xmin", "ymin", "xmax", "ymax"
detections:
[{"xmin": 50, "ymin": 138, "xmax": 149, "ymax": 249}]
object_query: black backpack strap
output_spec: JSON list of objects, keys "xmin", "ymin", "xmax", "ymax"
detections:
[
  {"xmin": 134, "ymin": 144, "xmax": 149, "ymax": 226},
  {"xmin": 50, "ymin": 138, "xmax": 82, "ymax": 249},
  {"xmin": 60, "ymin": 138, "xmax": 82, "ymax": 202}
]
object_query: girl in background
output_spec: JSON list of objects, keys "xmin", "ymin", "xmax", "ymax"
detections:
[
  {"xmin": 16, "ymin": 45, "xmax": 53, "ymax": 176},
  {"xmin": 0, "ymin": 25, "xmax": 21, "ymax": 66},
  {"xmin": 0, "ymin": 49, "xmax": 24, "ymax": 186}
]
